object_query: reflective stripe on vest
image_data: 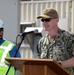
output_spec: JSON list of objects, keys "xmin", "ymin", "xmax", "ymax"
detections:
[
  {"xmin": 0, "ymin": 43, "xmax": 13, "ymax": 66},
  {"xmin": 1, "ymin": 44, "xmax": 13, "ymax": 62},
  {"xmin": 0, "ymin": 40, "xmax": 15, "ymax": 75}
]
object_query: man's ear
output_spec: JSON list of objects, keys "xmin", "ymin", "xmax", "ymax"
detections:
[{"xmin": 55, "ymin": 18, "xmax": 59, "ymax": 23}]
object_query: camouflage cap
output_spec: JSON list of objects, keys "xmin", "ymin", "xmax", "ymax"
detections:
[{"xmin": 37, "ymin": 8, "xmax": 59, "ymax": 19}]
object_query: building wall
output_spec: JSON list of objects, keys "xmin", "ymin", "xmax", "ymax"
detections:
[{"xmin": 0, "ymin": 0, "xmax": 20, "ymax": 43}]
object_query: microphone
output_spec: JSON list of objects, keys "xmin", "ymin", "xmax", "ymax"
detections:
[{"xmin": 19, "ymin": 29, "xmax": 38, "ymax": 36}]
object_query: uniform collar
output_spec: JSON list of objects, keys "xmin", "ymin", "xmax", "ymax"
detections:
[{"xmin": 54, "ymin": 28, "xmax": 65, "ymax": 40}]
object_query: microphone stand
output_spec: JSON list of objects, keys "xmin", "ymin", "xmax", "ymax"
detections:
[{"xmin": 6, "ymin": 34, "xmax": 26, "ymax": 75}]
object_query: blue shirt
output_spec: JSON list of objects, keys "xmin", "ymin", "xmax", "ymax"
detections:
[{"xmin": 0, "ymin": 38, "xmax": 21, "ymax": 57}]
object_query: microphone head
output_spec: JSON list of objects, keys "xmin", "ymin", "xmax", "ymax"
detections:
[
  {"xmin": 33, "ymin": 29, "xmax": 38, "ymax": 33},
  {"xmin": 24, "ymin": 27, "xmax": 38, "ymax": 33}
]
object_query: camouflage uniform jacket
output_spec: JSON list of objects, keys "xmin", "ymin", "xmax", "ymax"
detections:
[{"xmin": 37, "ymin": 28, "xmax": 74, "ymax": 74}]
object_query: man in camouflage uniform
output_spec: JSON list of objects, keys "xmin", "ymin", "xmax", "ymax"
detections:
[{"xmin": 37, "ymin": 8, "xmax": 74, "ymax": 75}]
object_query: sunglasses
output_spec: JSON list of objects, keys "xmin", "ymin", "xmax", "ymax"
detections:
[
  {"xmin": 0, "ymin": 28, "xmax": 4, "ymax": 31},
  {"xmin": 41, "ymin": 18, "xmax": 53, "ymax": 22}
]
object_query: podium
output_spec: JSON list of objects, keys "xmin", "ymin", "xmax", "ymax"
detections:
[{"xmin": 5, "ymin": 58, "xmax": 71, "ymax": 75}]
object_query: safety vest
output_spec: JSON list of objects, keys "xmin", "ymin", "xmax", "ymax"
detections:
[{"xmin": 0, "ymin": 40, "xmax": 15, "ymax": 75}]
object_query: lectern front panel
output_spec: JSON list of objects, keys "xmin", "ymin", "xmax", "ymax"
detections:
[{"xmin": 23, "ymin": 64, "xmax": 57, "ymax": 75}]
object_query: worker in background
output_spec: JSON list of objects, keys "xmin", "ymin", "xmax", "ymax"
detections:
[{"xmin": 0, "ymin": 19, "xmax": 21, "ymax": 75}]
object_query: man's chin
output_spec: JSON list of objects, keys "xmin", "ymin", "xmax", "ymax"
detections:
[
  {"xmin": 43, "ymin": 28, "xmax": 47, "ymax": 31},
  {"xmin": 43, "ymin": 27, "xmax": 49, "ymax": 31}
]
